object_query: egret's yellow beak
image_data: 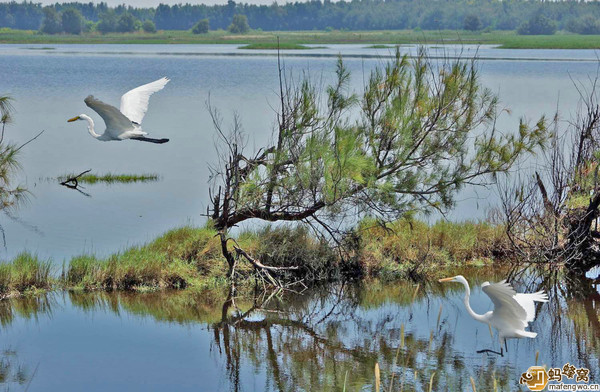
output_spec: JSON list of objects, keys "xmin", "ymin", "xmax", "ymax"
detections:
[
  {"xmin": 438, "ymin": 277, "xmax": 454, "ymax": 283},
  {"xmin": 67, "ymin": 116, "xmax": 79, "ymax": 123}
]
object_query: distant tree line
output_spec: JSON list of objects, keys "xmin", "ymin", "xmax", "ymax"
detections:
[{"xmin": 2, "ymin": 0, "xmax": 600, "ymax": 34}]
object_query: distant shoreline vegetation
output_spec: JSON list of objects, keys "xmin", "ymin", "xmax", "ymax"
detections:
[
  {"xmin": 2, "ymin": 0, "xmax": 600, "ymax": 35},
  {"xmin": 3, "ymin": 29, "xmax": 600, "ymax": 49}
]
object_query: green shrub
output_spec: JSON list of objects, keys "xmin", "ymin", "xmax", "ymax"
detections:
[
  {"xmin": 228, "ymin": 14, "xmax": 249, "ymax": 34},
  {"xmin": 517, "ymin": 13, "xmax": 556, "ymax": 35},
  {"xmin": 255, "ymin": 225, "xmax": 338, "ymax": 281},
  {"xmin": 192, "ymin": 18, "xmax": 209, "ymax": 34},
  {"xmin": 61, "ymin": 8, "xmax": 83, "ymax": 34},
  {"xmin": 142, "ymin": 20, "xmax": 156, "ymax": 33},
  {"xmin": 566, "ymin": 15, "xmax": 600, "ymax": 35}
]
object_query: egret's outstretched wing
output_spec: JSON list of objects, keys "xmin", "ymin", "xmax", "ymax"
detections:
[
  {"xmin": 515, "ymin": 291, "xmax": 548, "ymax": 322},
  {"xmin": 482, "ymin": 280, "xmax": 528, "ymax": 328},
  {"xmin": 84, "ymin": 95, "xmax": 133, "ymax": 137},
  {"xmin": 120, "ymin": 77, "xmax": 169, "ymax": 125}
]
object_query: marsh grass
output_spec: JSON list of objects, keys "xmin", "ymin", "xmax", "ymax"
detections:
[
  {"xmin": 366, "ymin": 44, "xmax": 395, "ymax": 48},
  {"xmin": 0, "ymin": 253, "xmax": 52, "ymax": 298},
  {"xmin": 356, "ymin": 218, "xmax": 508, "ymax": 280},
  {"xmin": 58, "ymin": 172, "xmax": 159, "ymax": 184},
  {"xmin": 3, "ymin": 28, "xmax": 600, "ymax": 49},
  {"xmin": 64, "ymin": 225, "xmax": 227, "ymax": 290},
  {"xmin": 60, "ymin": 218, "xmax": 510, "ymax": 293},
  {"xmin": 239, "ymin": 43, "xmax": 318, "ymax": 49}
]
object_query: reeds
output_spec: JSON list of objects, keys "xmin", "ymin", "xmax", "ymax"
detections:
[
  {"xmin": 57, "ymin": 172, "xmax": 159, "ymax": 184},
  {"xmin": 0, "ymin": 253, "xmax": 52, "ymax": 298}
]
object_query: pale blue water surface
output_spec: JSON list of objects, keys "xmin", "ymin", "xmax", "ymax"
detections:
[{"xmin": 0, "ymin": 44, "xmax": 598, "ymax": 391}]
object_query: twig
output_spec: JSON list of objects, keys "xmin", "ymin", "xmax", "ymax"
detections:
[{"xmin": 15, "ymin": 130, "xmax": 44, "ymax": 152}]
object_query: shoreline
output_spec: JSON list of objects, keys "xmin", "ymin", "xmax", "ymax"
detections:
[
  {"xmin": 1, "ymin": 220, "xmax": 509, "ymax": 299},
  {"xmin": 3, "ymin": 29, "xmax": 600, "ymax": 49}
]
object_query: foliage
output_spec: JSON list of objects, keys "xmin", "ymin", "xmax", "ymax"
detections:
[
  {"xmin": 207, "ymin": 48, "xmax": 547, "ymax": 278},
  {"xmin": 517, "ymin": 13, "xmax": 557, "ymax": 35},
  {"xmin": 116, "ymin": 13, "xmax": 137, "ymax": 33},
  {"xmin": 61, "ymin": 8, "xmax": 83, "ymax": 34},
  {"xmin": 5, "ymin": 0, "xmax": 600, "ymax": 33},
  {"xmin": 228, "ymin": 14, "xmax": 249, "ymax": 34},
  {"xmin": 191, "ymin": 18, "xmax": 209, "ymax": 34},
  {"xmin": 40, "ymin": 7, "xmax": 62, "ymax": 34},
  {"xmin": 566, "ymin": 15, "xmax": 600, "ymax": 35},
  {"xmin": 96, "ymin": 10, "xmax": 117, "ymax": 33},
  {"xmin": 142, "ymin": 19, "xmax": 156, "ymax": 33},
  {"xmin": 0, "ymin": 96, "xmax": 26, "ymax": 212},
  {"xmin": 463, "ymin": 14, "xmax": 481, "ymax": 32},
  {"xmin": 255, "ymin": 225, "xmax": 339, "ymax": 281}
]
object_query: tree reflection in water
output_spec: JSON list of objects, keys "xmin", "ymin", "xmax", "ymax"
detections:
[{"xmin": 0, "ymin": 267, "xmax": 597, "ymax": 391}]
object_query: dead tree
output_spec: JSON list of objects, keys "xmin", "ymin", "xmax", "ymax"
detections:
[{"xmin": 499, "ymin": 72, "xmax": 600, "ymax": 273}]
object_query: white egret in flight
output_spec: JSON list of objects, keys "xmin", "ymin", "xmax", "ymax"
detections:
[
  {"xmin": 438, "ymin": 275, "xmax": 548, "ymax": 356},
  {"xmin": 68, "ymin": 77, "xmax": 170, "ymax": 144}
]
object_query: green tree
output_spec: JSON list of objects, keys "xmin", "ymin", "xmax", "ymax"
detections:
[
  {"xmin": 97, "ymin": 10, "xmax": 117, "ymax": 33},
  {"xmin": 463, "ymin": 14, "xmax": 481, "ymax": 31},
  {"xmin": 83, "ymin": 20, "xmax": 95, "ymax": 33},
  {"xmin": 192, "ymin": 18, "xmax": 209, "ymax": 34},
  {"xmin": 40, "ymin": 7, "xmax": 62, "ymax": 34},
  {"xmin": 228, "ymin": 14, "xmax": 249, "ymax": 34},
  {"xmin": 117, "ymin": 13, "xmax": 137, "ymax": 32},
  {"xmin": 207, "ymin": 49, "xmax": 548, "ymax": 280},
  {"xmin": 566, "ymin": 15, "xmax": 600, "ymax": 35},
  {"xmin": 517, "ymin": 13, "xmax": 557, "ymax": 35},
  {"xmin": 142, "ymin": 19, "xmax": 156, "ymax": 33},
  {"xmin": 0, "ymin": 96, "xmax": 28, "ymax": 211},
  {"xmin": 61, "ymin": 8, "xmax": 83, "ymax": 34}
]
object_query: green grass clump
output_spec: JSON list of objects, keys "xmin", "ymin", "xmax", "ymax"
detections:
[
  {"xmin": 0, "ymin": 253, "xmax": 53, "ymax": 298},
  {"xmin": 366, "ymin": 44, "xmax": 395, "ymax": 48},
  {"xmin": 239, "ymin": 43, "xmax": 317, "ymax": 50},
  {"xmin": 355, "ymin": 218, "xmax": 507, "ymax": 280},
  {"xmin": 58, "ymin": 172, "xmax": 159, "ymax": 184},
  {"xmin": 65, "ymin": 251, "xmax": 198, "ymax": 291},
  {"xmin": 255, "ymin": 225, "xmax": 339, "ymax": 281},
  {"xmin": 62, "ymin": 218, "xmax": 510, "ymax": 292},
  {"xmin": 64, "ymin": 224, "xmax": 232, "ymax": 291}
]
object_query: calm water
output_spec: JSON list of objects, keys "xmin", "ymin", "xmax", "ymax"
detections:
[
  {"xmin": 1, "ymin": 44, "xmax": 599, "ymax": 391},
  {"xmin": 0, "ymin": 268, "xmax": 598, "ymax": 391},
  {"xmin": 0, "ymin": 44, "xmax": 599, "ymax": 262}
]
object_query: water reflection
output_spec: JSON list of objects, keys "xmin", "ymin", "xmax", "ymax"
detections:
[{"xmin": 0, "ymin": 268, "xmax": 598, "ymax": 391}]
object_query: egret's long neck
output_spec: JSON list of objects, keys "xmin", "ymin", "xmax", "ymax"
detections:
[
  {"xmin": 80, "ymin": 114, "xmax": 101, "ymax": 139},
  {"xmin": 459, "ymin": 279, "xmax": 486, "ymax": 323}
]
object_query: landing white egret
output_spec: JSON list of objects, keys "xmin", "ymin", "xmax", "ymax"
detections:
[
  {"xmin": 68, "ymin": 77, "xmax": 170, "ymax": 144},
  {"xmin": 438, "ymin": 275, "xmax": 548, "ymax": 356}
]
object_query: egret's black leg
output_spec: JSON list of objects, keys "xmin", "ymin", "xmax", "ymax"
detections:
[
  {"xmin": 131, "ymin": 136, "xmax": 169, "ymax": 144},
  {"xmin": 504, "ymin": 339, "xmax": 508, "ymax": 353},
  {"xmin": 476, "ymin": 348, "xmax": 503, "ymax": 357}
]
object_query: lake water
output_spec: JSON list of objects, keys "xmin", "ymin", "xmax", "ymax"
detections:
[
  {"xmin": 0, "ymin": 267, "xmax": 598, "ymax": 391},
  {"xmin": 1, "ymin": 44, "xmax": 599, "ymax": 391},
  {"xmin": 1, "ymin": 43, "xmax": 600, "ymax": 262}
]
